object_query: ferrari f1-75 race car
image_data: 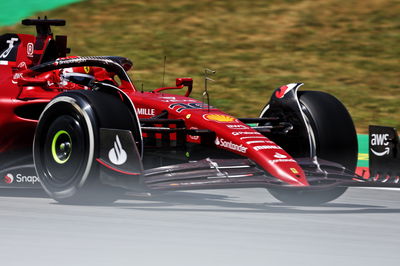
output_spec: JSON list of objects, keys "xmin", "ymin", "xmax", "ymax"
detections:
[{"xmin": 0, "ymin": 18, "xmax": 398, "ymax": 205}]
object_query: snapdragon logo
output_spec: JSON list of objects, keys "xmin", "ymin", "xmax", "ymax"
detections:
[
  {"xmin": 3, "ymin": 173, "xmax": 39, "ymax": 184},
  {"xmin": 4, "ymin": 173, "xmax": 14, "ymax": 184},
  {"xmin": 215, "ymin": 137, "xmax": 247, "ymax": 153}
]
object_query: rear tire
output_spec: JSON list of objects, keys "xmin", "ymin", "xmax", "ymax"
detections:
[
  {"xmin": 34, "ymin": 91, "xmax": 139, "ymax": 204},
  {"xmin": 267, "ymin": 91, "xmax": 357, "ymax": 205}
]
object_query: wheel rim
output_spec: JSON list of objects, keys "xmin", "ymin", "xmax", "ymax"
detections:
[
  {"xmin": 40, "ymin": 112, "xmax": 89, "ymax": 188},
  {"xmin": 51, "ymin": 130, "xmax": 72, "ymax": 164}
]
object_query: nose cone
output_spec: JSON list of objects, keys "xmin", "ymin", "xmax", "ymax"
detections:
[
  {"xmin": 250, "ymin": 150, "xmax": 309, "ymax": 187},
  {"xmin": 210, "ymin": 126, "xmax": 309, "ymax": 186},
  {"xmin": 164, "ymin": 104, "xmax": 310, "ymax": 187},
  {"xmin": 272, "ymin": 164, "xmax": 309, "ymax": 186}
]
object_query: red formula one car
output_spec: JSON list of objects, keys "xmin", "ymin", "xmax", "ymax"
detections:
[{"xmin": 0, "ymin": 18, "xmax": 397, "ymax": 205}]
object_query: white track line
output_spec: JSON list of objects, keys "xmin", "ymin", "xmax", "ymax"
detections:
[{"xmin": 358, "ymin": 187, "xmax": 400, "ymax": 191}]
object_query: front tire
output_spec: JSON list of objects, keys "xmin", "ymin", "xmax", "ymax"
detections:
[
  {"xmin": 267, "ymin": 91, "xmax": 357, "ymax": 205},
  {"xmin": 34, "ymin": 91, "xmax": 139, "ymax": 204}
]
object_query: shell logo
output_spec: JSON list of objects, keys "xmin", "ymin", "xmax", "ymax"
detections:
[{"xmin": 203, "ymin": 114, "xmax": 238, "ymax": 123}]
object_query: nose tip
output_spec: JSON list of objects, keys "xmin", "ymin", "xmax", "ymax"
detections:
[{"xmin": 295, "ymin": 177, "xmax": 309, "ymax": 186}]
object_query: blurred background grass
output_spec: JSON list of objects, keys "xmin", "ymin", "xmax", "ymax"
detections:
[{"xmin": 1, "ymin": 0, "xmax": 399, "ymax": 133}]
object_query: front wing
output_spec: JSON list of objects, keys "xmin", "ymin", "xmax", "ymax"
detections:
[{"xmin": 138, "ymin": 157, "xmax": 400, "ymax": 192}]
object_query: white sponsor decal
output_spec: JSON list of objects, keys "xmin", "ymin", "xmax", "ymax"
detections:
[
  {"xmin": 227, "ymin": 124, "xmax": 249, "ymax": 130},
  {"xmin": 246, "ymin": 140, "xmax": 267, "ymax": 144},
  {"xmin": 56, "ymin": 57, "xmax": 107, "ymax": 65},
  {"xmin": 12, "ymin": 73, "xmax": 23, "ymax": 84},
  {"xmin": 108, "ymin": 135, "xmax": 127, "ymax": 165},
  {"xmin": 370, "ymin": 133, "xmax": 390, "ymax": 157},
  {"xmin": 0, "ymin": 37, "xmax": 18, "ymax": 58},
  {"xmin": 269, "ymin": 159, "xmax": 296, "ymax": 164},
  {"xmin": 16, "ymin": 174, "xmax": 39, "ymax": 184},
  {"xmin": 215, "ymin": 137, "xmax": 247, "ymax": 153},
  {"xmin": 18, "ymin": 62, "xmax": 26, "ymax": 68},
  {"xmin": 232, "ymin": 131, "xmax": 261, "ymax": 136},
  {"xmin": 273, "ymin": 152, "xmax": 287, "ymax": 159},
  {"xmin": 253, "ymin": 145, "xmax": 282, "ymax": 151},
  {"xmin": 3, "ymin": 173, "xmax": 39, "ymax": 184},
  {"xmin": 27, "ymin": 43, "xmax": 34, "ymax": 57},
  {"xmin": 169, "ymin": 102, "xmax": 215, "ymax": 112},
  {"xmin": 371, "ymin": 134, "xmax": 389, "ymax": 146},
  {"xmin": 371, "ymin": 147, "xmax": 390, "ymax": 156},
  {"xmin": 137, "ymin": 108, "xmax": 155, "ymax": 116},
  {"xmin": 240, "ymin": 136, "xmax": 269, "ymax": 140},
  {"xmin": 160, "ymin": 97, "xmax": 196, "ymax": 103},
  {"xmin": 13, "ymin": 73, "xmax": 23, "ymax": 79}
]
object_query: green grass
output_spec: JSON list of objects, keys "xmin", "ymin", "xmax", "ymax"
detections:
[{"xmin": 2, "ymin": 0, "xmax": 399, "ymax": 133}]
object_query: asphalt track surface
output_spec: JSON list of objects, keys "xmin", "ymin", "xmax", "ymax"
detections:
[{"xmin": 1, "ymin": 187, "xmax": 400, "ymax": 266}]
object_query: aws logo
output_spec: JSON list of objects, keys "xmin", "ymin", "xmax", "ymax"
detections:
[{"xmin": 370, "ymin": 133, "xmax": 390, "ymax": 156}]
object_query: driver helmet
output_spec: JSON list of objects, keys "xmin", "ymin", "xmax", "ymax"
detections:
[{"xmin": 60, "ymin": 66, "xmax": 94, "ymax": 89}]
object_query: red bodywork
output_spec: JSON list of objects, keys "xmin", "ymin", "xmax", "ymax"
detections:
[
  {"xmin": 0, "ymin": 22, "xmax": 308, "ymax": 187},
  {"xmin": 130, "ymin": 91, "xmax": 307, "ymax": 186}
]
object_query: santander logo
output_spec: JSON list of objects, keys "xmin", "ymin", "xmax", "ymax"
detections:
[
  {"xmin": 215, "ymin": 137, "xmax": 247, "ymax": 153},
  {"xmin": 108, "ymin": 135, "xmax": 127, "ymax": 165},
  {"xmin": 4, "ymin": 173, "xmax": 14, "ymax": 184}
]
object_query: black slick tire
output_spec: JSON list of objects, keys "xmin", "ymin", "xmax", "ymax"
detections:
[
  {"xmin": 34, "ymin": 90, "xmax": 140, "ymax": 204},
  {"xmin": 267, "ymin": 91, "xmax": 358, "ymax": 205}
]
